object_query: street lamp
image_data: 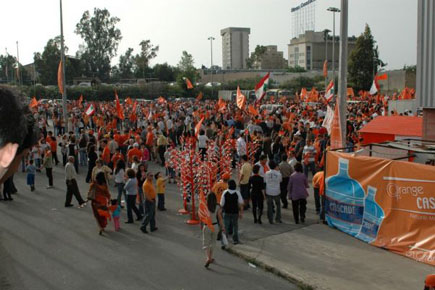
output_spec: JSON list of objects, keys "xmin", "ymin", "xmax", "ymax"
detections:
[
  {"xmin": 327, "ymin": 7, "xmax": 340, "ymax": 89},
  {"xmin": 208, "ymin": 36, "xmax": 215, "ymax": 98}
]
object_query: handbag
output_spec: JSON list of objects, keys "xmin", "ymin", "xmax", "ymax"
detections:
[{"xmin": 87, "ymin": 184, "xmax": 96, "ymax": 200}]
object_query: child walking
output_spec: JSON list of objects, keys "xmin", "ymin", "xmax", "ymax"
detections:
[
  {"xmin": 109, "ymin": 199, "xmax": 121, "ymax": 231},
  {"xmin": 26, "ymin": 160, "xmax": 36, "ymax": 191},
  {"xmin": 155, "ymin": 172, "xmax": 167, "ymax": 211}
]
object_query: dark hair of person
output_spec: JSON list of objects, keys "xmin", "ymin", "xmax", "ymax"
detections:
[
  {"xmin": 95, "ymin": 172, "xmax": 106, "ymax": 185},
  {"xmin": 269, "ymin": 160, "xmax": 276, "ymax": 169},
  {"xmin": 281, "ymin": 154, "xmax": 288, "ymax": 162},
  {"xmin": 207, "ymin": 192, "xmax": 217, "ymax": 213},
  {"xmin": 228, "ymin": 179, "xmax": 237, "ymax": 190},
  {"xmin": 259, "ymin": 154, "xmax": 267, "ymax": 161},
  {"xmin": 253, "ymin": 164, "xmax": 260, "ymax": 174},
  {"xmin": 126, "ymin": 168, "xmax": 135, "ymax": 179},
  {"xmin": 0, "ymin": 86, "xmax": 28, "ymax": 149},
  {"xmin": 111, "ymin": 199, "xmax": 118, "ymax": 206},
  {"xmin": 241, "ymin": 155, "xmax": 248, "ymax": 161},
  {"xmin": 294, "ymin": 162, "xmax": 303, "ymax": 173},
  {"xmin": 115, "ymin": 159, "xmax": 125, "ymax": 174}
]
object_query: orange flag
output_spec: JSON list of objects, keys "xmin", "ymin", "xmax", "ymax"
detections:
[
  {"xmin": 78, "ymin": 95, "xmax": 83, "ymax": 108},
  {"xmin": 330, "ymin": 104, "xmax": 344, "ymax": 150},
  {"xmin": 185, "ymin": 78, "xmax": 194, "ymax": 89},
  {"xmin": 217, "ymin": 98, "xmax": 226, "ymax": 112},
  {"xmin": 248, "ymin": 104, "xmax": 259, "ymax": 116},
  {"xmin": 157, "ymin": 96, "xmax": 166, "ymax": 104},
  {"xmin": 29, "ymin": 97, "xmax": 38, "ymax": 108},
  {"xmin": 115, "ymin": 92, "xmax": 125, "ymax": 120},
  {"xmin": 196, "ymin": 92, "xmax": 203, "ymax": 102},
  {"xmin": 198, "ymin": 190, "xmax": 214, "ymax": 232},
  {"xmin": 130, "ymin": 101, "xmax": 138, "ymax": 122},
  {"xmin": 125, "ymin": 97, "xmax": 133, "ymax": 106},
  {"xmin": 236, "ymin": 86, "xmax": 246, "ymax": 110},
  {"xmin": 347, "ymin": 88, "xmax": 355, "ymax": 97},
  {"xmin": 300, "ymin": 88, "xmax": 307, "ymax": 101},
  {"xmin": 57, "ymin": 60, "xmax": 64, "ymax": 94},
  {"xmin": 195, "ymin": 116, "xmax": 205, "ymax": 138},
  {"xmin": 323, "ymin": 60, "xmax": 328, "ymax": 78}
]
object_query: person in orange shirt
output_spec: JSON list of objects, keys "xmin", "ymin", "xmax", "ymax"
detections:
[
  {"xmin": 425, "ymin": 274, "xmax": 435, "ymax": 290},
  {"xmin": 312, "ymin": 170, "xmax": 325, "ymax": 222},
  {"xmin": 127, "ymin": 143, "xmax": 142, "ymax": 164},
  {"xmin": 101, "ymin": 140, "xmax": 111, "ymax": 165},
  {"xmin": 140, "ymin": 172, "xmax": 157, "ymax": 233},
  {"xmin": 146, "ymin": 127, "xmax": 155, "ymax": 160},
  {"xmin": 111, "ymin": 148, "xmax": 124, "ymax": 170},
  {"xmin": 212, "ymin": 173, "xmax": 230, "ymax": 204}
]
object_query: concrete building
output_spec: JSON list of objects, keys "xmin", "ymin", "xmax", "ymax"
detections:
[
  {"xmin": 252, "ymin": 45, "xmax": 288, "ymax": 70},
  {"xmin": 221, "ymin": 27, "xmax": 250, "ymax": 70},
  {"xmin": 288, "ymin": 30, "xmax": 356, "ymax": 71}
]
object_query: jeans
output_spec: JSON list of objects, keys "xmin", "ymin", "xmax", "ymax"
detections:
[
  {"xmin": 303, "ymin": 161, "xmax": 316, "ymax": 178},
  {"xmin": 157, "ymin": 193, "xmax": 165, "ymax": 210},
  {"xmin": 266, "ymin": 195, "xmax": 281, "ymax": 223},
  {"xmin": 223, "ymin": 213, "xmax": 239, "ymax": 243},
  {"xmin": 251, "ymin": 193, "xmax": 264, "ymax": 222},
  {"xmin": 141, "ymin": 199, "xmax": 156, "ymax": 230},
  {"xmin": 126, "ymin": 194, "xmax": 141, "ymax": 222},
  {"xmin": 291, "ymin": 198, "xmax": 307, "ymax": 224},
  {"xmin": 280, "ymin": 177, "xmax": 289, "ymax": 208},
  {"xmin": 79, "ymin": 148, "xmax": 87, "ymax": 166},
  {"xmin": 116, "ymin": 182, "xmax": 126, "ymax": 205},
  {"xmin": 46, "ymin": 168, "xmax": 53, "ymax": 186},
  {"xmin": 313, "ymin": 188, "xmax": 321, "ymax": 213}
]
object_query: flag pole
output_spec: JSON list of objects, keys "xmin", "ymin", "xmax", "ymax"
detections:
[
  {"xmin": 60, "ymin": 0, "xmax": 68, "ymax": 132},
  {"xmin": 338, "ymin": 0, "xmax": 348, "ymax": 145}
]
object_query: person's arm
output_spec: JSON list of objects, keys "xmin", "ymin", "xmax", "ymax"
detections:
[
  {"xmin": 217, "ymin": 207, "xmax": 225, "ymax": 232},
  {"xmin": 304, "ymin": 176, "xmax": 309, "ymax": 189},
  {"xmin": 237, "ymin": 191, "xmax": 244, "ymax": 219},
  {"xmin": 287, "ymin": 177, "xmax": 293, "ymax": 200}
]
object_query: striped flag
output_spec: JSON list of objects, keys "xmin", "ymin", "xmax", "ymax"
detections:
[{"xmin": 254, "ymin": 72, "xmax": 270, "ymax": 102}]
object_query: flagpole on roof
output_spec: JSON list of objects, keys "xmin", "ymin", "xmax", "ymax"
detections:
[
  {"xmin": 338, "ymin": 0, "xmax": 348, "ymax": 143},
  {"xmin": 59, "ymin": 0, "xmax": 69, "ymax": 132}
]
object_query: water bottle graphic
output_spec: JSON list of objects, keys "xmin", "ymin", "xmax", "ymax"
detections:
[
  {"xmin": 356, "ymin": 186, "xmax": 385, "ymax": 243},
  {"xmin": 325, "ymin": 158, "xmax": 365, "ymax": 236}
]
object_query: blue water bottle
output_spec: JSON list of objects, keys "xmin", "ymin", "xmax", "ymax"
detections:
[
  {"xmin": 356, "ymin": 186, "xmax": 385, "ymax": 243},
  {"xmin": 325, "ymin": 157, "xmax": 365, "ymax": 236}
]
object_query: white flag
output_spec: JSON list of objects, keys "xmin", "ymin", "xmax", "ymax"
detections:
[
  {"xmin": 369, "ymin": 80, "xmax": 378, "ymax": 95},
  {"xmin": 322, "ymin": 105, "xmax": 334, "ymax": 134}
]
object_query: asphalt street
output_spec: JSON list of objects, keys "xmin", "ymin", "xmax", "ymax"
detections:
[{"xmin": 0, "ymin": 161, "xmax": 298, "ymax": 290}]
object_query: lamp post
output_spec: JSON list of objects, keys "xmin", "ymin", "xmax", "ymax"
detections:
[
  {"xmin": 338, "ymin": 0, "xmax": 348, "ymax": 146},
  {"xmin": 323, "ymin": 29, "xmax": 330, "ymax": 88},
  {"xmin": 59, "ymin": 0, "xmax": 68, "ymax": 132},
  {"xmin": 208, "ymin": 36, "xmax": 215, "ymax": 98},
  {"xmin": 327, "ymin": 7, "xmax": 340, "ymax": 92}
]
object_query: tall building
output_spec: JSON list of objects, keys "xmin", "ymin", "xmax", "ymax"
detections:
[
  {"xmin": 288, "ymin": 30, "xmax": 356, "ymax": 71},
  {"xmin": 220, "ymin": 27, "xmax": 251, "ymax": 70},
  {"xmin": 252, "ymin": 46, "xmax": 287, "ymax": 70}
]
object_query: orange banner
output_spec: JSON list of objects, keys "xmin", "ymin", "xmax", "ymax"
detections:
[{"xmin": 325, "ymin": 151, "xmax": 435, "ymax": 266}]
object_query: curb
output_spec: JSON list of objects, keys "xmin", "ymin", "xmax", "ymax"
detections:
[{"xmin": 226, "ymin": 246, "xmax": 315, "ymax": 290}]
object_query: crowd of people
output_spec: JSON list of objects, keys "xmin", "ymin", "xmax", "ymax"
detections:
[{"xmin": 0, "ymin": 85, "xmax": 420, "ymax": 268}]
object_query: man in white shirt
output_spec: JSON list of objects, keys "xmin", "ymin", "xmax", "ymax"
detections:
[
  {"xmin": 219, "ymin": 179, "xmax": 244, "ymax": 245},
  {"xmin": 65, "ymin": 156, "xmax": 86, "ymax": 208},
  {"xmin": 264, "ymin": 160, "xmax": 282, "ymax": 224},
  {"xmin": 236, "ymin": 133, "xmax": 247, "ymax": 160}
]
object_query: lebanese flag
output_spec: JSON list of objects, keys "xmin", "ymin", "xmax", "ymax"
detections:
[
  {"xmin": 236, "ymin": 86, "xmax": 246, "ymax": 110},
  {"xmin": 198, "ymin": 190, "xmax": 214, "ymax": 232},
  {"xmin": 255, "ymin": 72, "xmax": 270, "ymax": 102},
  {"xmin": 85, "ymin": 104, "xmax": 96, "ymax": 116},
  {"xmin": 322, "ymin": 105, "xmax": 334, "ymax": 134},
  {"xmin": 369, "ymin": 73, "xmax": 388, "ymax": 95},
  {"xmin": 325, "ymin": 80, "xmax": 334, "ymax": 102}
]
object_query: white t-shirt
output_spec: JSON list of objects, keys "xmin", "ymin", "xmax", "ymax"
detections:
[
  {"xmin": 264, "ymin": 169, "xmax": 282, "ymax": 196},
  {"xmin": 236, "ymin": 137, "xmax": 247, "ymax": 156},
  {"xmin": 198, "ymin": 135, "xmax": 208, "ymax": 149}
]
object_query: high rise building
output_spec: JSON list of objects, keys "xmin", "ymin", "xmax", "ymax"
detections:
[{"xmin": 220, "ymin": 27, "xmax": 251, "ymax": 70}]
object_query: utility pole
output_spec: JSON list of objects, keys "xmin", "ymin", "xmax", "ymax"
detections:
[
  {"xmin": 338, "ymin": 0, "xmax": 348, "ymax": 145},
  {"xmin": 59, "ymin": 0, "xmax": 68, "ymax": 132},
  {"xmin": 208, "ymin": 36, "xmax": 215, "ymax": 98},
  {"xmin": 327, "ymin": 7, "xmax": 340, "ymax": 93},
  {"xmin": 5, "ymin": 48, "xmax": 9, "ymax": 83},
  {"xmin": 16, "ymin": 41, "xmax": 22, "ymax": 86},
  {"xmin": 324, "ymin": 29, "xmax": 329, "ymax": 88}
]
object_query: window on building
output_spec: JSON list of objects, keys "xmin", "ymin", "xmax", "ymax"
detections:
[{"xmin": 306, "ymin": 46, "xmax": 311, "ymax": 70}]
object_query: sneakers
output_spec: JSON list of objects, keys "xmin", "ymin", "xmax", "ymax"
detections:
[{"xmin": 46, "ymin": 185, "xmax": 54, "ymax": 189}]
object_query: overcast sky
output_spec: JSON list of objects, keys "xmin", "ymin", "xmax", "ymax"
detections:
[{"xmin": 1, "ymin": 0, "xmax": 417, "ymax": 70}]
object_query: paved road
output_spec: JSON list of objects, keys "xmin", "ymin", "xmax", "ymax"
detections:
[{"xmin": 0, "ymin": 161, "xmax": 298, "ymax": 290}]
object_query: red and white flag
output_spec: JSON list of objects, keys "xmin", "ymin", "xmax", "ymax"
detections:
[
  {"xmin": 322, "ymin": 105, "xmax": 334, "ymax": 134},
  {"xmin": 85, "ymin": 104, "xmax": 96, "ymax": 116},
  {"xmin": 325, "ymin": 80, "xmax": 334, "ymax": 102},
  {"xmin": 254, "ymin": 72, "xmax": 270, "ymax": 102},
  {"xmin": 369, "ymin": 73, "xmax": 388, "ymax": 95}
]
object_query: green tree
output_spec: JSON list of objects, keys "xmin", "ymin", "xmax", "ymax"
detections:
[
  {"xmin": 0, "ymin": 54, "xmax": 19, "ymax": 83},
  {"xmin": 246, "ymin": 45, "xmax": 267, "ymax": 69},
  {"xmin": 134, "ymin": 40, "xmax": 159, "ymax": 78},
  {"xmin": 348, "ymin": 24, "xmax": 385, "ymax": 91},
  {"xmin": 153, "ymin": 63, "xmax": 176, "ymax": 82},
  {"xmin": 113, "ymin": 48, "xmax": 135, "ymax": 79},
  {"xmin": 75, "ymin": 8, "xmax": 122, "ymax": 81},
  {"xmin": 176, "ymin": 51, "xmax": 198, "ymax": 88}
]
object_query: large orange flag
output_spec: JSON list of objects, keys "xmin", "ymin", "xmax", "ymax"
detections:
[
  {"xmin": 323, "ymin": 60, "xmax": 328, "ymax": 78},
  {"xmin": 115, "ymin": 92, "xmax": 125, "ymax": 120},
  {"xmin": 196, "ymin": 92, "xmax": 203, "ymax": 102},
  {"xmin": 198, "ymin": 190, "xmax": 214, "ymax": 232},
  {"xmin": 57, "ymin": 61, "xmax": 64, "ymax": 94},
  {"xmin": 217, "ymin": 98, "xmax": 226, "ymax": 112},
  {"xmin": 300, "ymin": 88, "xmax": 308, "ymax": 101},
  {"xmin": 330, "ymin": 104, "xmax": 344, "ymax": 150},
  {"xmin": 248, "ymin": 104, "xmax": 259, "ymax": 116},
  {"xmin": 125, "ymin": 97, "xmax": 133, "ymax": 106},
  {"xmin": 195, "ymin": 116, "xmax": 205, "ymax": 138},
  {"xmin": 236, "ymin": 86, "xmax": 246, "ymax": 110},
  {"xmin": 130, "ymin": 101, "xmax": 138, "ymax": 122},
  {"xmin": 29, "ymin": 97, "xmax": 38, "ymax": 108},
  {"xmin": 185, "ymin": 78, "xmax": 194, "ymax": 89}
]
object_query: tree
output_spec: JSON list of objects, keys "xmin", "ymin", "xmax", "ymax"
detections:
[
  {"xmin": 348, "ymin": 24, "xmax": 385, "ymax": 91},
  {"xmin": 246, "ymin": 45, "xmax": 267, "ymax": 69},
  {"xmin": 75, "ymin": 8, "xmax": 122, "ymax": 81},
  {"xmin": 176, "ymin": 51, "xmax": 198, "ymax": 89},
  {"xmin": 153, "ymin": 63, "xmax": 176, "ymax": 82},
  {"xmin": 0, "ymin": 54, "xmax": 19, "ymax": 84},
  {"xmin": 113, "ymin": 48, "xmax": 135, "ymax": 79},
  {"xmin": 134, "ymin": 40, "xmax": 159, "ymax": 78}
]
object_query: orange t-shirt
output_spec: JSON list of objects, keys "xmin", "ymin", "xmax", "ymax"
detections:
[
  {"xmin": 312, "ymin": 171, "xmax": 325, "ymax": 196},
  {"xmin": 146, "ymin": 132, "xmax": 154, "ymax": 147},
  {"xmin": 212, "ymin": 181, "xmax": 228, "ymax": 204},
  {"xmin": 142, "ymin": 180, "xmax": 156, "ymax": 201},
  {"xmin": 102, "ymin": 147, "xmax": 111, "ymax": 164},
  {"xmin": 127, "ymin": 148, "xmax": 142, "ymax": 162},
  {"xmin": 111, "ymin": 153, "xmax": 124, "ymax": 168}
]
